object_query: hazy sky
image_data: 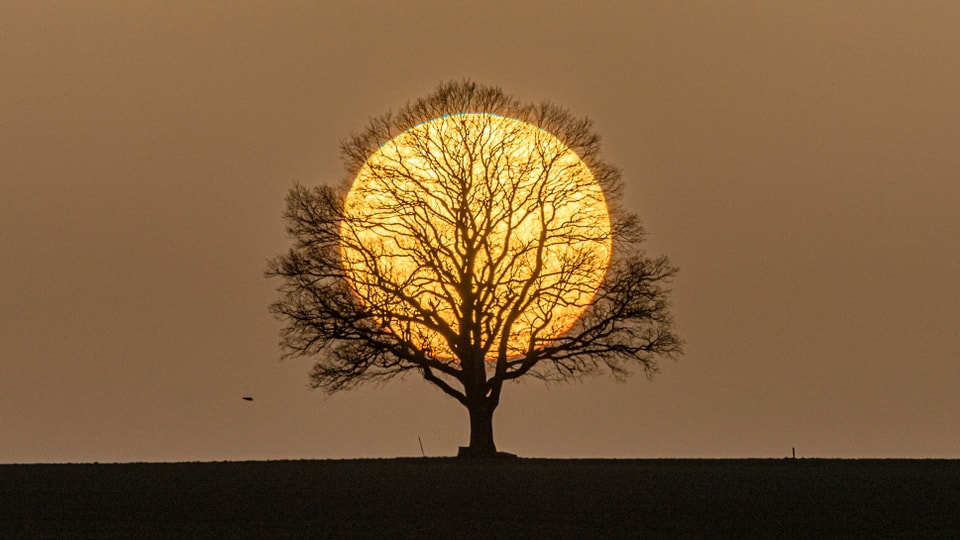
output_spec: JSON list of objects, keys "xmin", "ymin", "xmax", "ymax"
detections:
[{"xmin": 2, "ymin": 2, "xmax": 958, "ymax": 463}]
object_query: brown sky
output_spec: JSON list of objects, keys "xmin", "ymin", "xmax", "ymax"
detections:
[{"xmin": 2, "ymin": 1, "xmax": 958, "ymax": 463}]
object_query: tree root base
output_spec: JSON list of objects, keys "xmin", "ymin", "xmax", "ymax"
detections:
[{"xmin": 457, "ymin": 447, "xmax": 518, "ymax": 459}]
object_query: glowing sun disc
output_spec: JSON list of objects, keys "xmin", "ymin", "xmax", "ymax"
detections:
[{"xmin": 340, "ymin": 113, "xmax": 612, "ymax": 360}]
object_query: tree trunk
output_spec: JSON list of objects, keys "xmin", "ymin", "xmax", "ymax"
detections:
[{"xmin": 458, "ymin": 400, "xmax": 497, "ymax": 457}]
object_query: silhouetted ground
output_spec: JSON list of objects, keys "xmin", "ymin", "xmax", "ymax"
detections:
[{"xmin": 2, "ymin": 458, "xmax": 959, "ymax": 538}]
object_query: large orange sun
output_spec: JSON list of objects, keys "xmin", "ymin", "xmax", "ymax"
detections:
[{"xmin": 340, "ymin": 113, "xmax": 612, "ymax": 360}]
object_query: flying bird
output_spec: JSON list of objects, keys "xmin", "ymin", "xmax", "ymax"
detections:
[{"xmin": 242, "ymin": 397, "xmax": 253, "ymax": 401}]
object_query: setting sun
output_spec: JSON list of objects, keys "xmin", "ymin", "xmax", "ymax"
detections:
[{"xmin": 340, "ymin": 113, "xmax": 612, "ymax": 360}]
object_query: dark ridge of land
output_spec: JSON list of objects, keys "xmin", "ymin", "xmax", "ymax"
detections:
[{"xmin": 2, "ymin": 458, "xmax": 959, "ymax": 539}]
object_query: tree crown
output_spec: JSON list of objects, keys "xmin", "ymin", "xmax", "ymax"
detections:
[{"xmin": 268, "ymin": 80, "xmax": 681, "ymax": 401}]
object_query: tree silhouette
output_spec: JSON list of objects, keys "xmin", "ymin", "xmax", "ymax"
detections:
[{"xmin": 267, "ymin": 81, "xmax": 681, "ymax": 456}]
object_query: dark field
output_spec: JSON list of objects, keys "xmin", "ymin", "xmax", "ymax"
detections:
[{"xmin": 2, "ymin": 458, "xmax": 959, "ymax": 539}]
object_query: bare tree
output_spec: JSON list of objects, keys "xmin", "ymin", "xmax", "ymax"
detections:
[{"xmin": 267, "ymin": 81, "xmax": 681, "ymax": 457}]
